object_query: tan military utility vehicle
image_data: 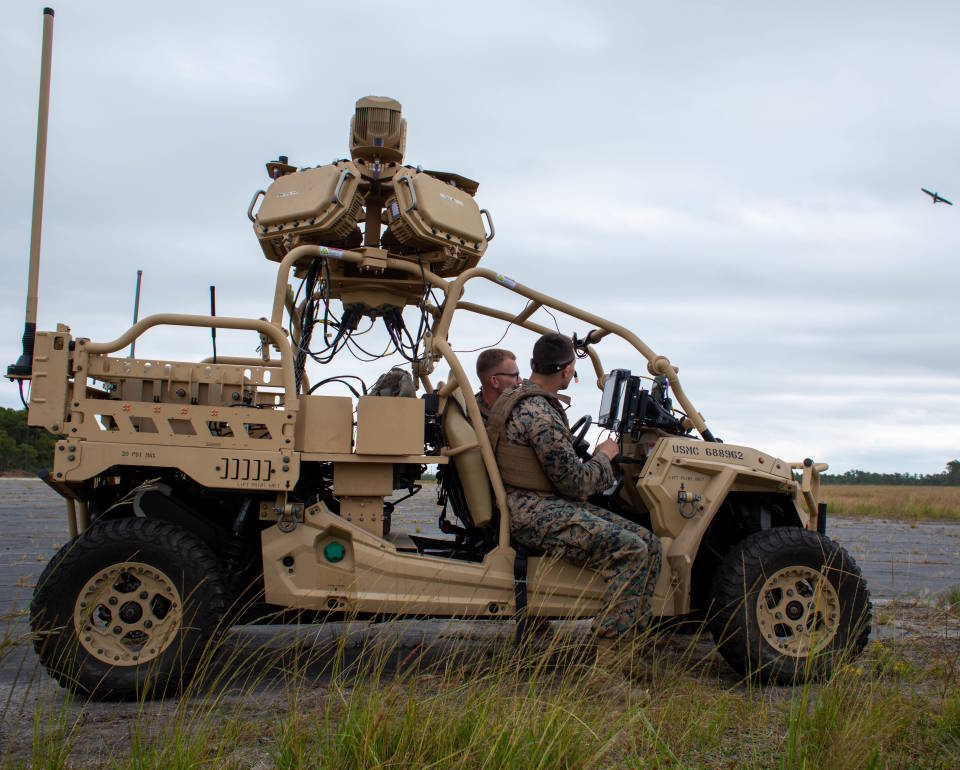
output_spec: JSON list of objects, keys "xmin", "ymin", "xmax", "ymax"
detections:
[{"xmin": 11, "ymin": 11, "xmax": 870, "ymax": 698}]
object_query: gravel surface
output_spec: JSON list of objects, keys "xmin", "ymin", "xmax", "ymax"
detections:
[
  {"xmin": 3, "ymin": 479, "xmax": 957, "ymax": 619},
  {"xmin": 1, "ymin": 479, "xmax": 957, "ymax": 764}
]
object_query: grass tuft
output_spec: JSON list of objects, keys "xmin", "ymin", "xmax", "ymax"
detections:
[{"xmin": 3, "ymin": 600, "xmax": 960, "ymax": 768}]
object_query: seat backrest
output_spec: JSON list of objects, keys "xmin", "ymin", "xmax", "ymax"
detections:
[{"xmin": 441, "ymin": 389, "xmax": 494, "ymax": 528}]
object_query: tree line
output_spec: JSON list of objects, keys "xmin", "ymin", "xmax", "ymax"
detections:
[
  {"xmin": 0, "ymin": 407, "xmax": 58, "ymax": 475},
  {"xmin": 820, "ymin": 460, "xmax": 960, "ymax": 486}
]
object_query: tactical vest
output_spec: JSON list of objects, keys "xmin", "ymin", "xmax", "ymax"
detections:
[{"xmin": 486, "ymin": 383, "xmax": 570, "ymax": 494}]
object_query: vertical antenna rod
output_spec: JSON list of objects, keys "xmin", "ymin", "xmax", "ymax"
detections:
[
  {"xmin": 8, "ymin": 8, "xmax": 56, "ymax": 380},
  {"xmin": 210, "ymin": 285, "xmax": 217, "ymax": 363},
  {"xmin": 129, "ymin": 269, "xmax": 143, "ymax": 357}
]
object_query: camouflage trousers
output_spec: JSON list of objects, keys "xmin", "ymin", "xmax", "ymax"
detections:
[{"xmin": 507, "ymin": 490, "xmax": 662, "ymax": 638}]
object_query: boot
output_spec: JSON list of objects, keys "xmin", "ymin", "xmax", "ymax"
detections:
[
  {"xmin": 593, "ymin": 634, "xmax": 653, "ymax": 680},
  {"xmin": 594, "ymin": 636, "xmax": 621, "ymax": 669}
]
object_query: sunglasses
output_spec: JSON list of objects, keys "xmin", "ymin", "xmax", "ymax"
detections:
[{"xmin": 493, "ymin": 371, "xmax": 521, "ymax": 380}]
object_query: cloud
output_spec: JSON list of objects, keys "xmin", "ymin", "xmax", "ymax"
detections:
[{"xmin": 1, "ymin": 0, "xmax": 958, "ymax": 474}]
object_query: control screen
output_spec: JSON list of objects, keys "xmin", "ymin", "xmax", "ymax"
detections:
[{"xmin": 598, "ymin": 369, "xmax": 631, "ymax": 430}]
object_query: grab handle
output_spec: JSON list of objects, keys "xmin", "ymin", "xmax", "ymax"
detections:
[
  {"xmin": 398, "ymin": 175, "xmax": 418, "ymax": 212},
  {"xmin": 333, "ymin": 169, "xmax": 355, "ymax": 207},
  {"xmin": 480, "ymin": 208, "xmax": 495, "ymax": 242},
  {"xmin": 247, "ymin": 190, "xmax": 265, "ymax": 223}
]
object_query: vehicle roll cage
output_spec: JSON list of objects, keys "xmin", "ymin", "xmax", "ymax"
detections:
[
  {"xmin": 79, "ymin": 243, "xmax": 717, "ymax": 547},
  {"xmin": 265, "ymin": 243, "xmax": 712, "ymax": 422}
]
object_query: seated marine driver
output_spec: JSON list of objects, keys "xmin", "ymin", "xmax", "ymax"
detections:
[{"xmin": 486, "ymin": 333, "xmax": 662, "ymax": 654}]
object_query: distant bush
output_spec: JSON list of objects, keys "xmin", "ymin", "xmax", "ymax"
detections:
[{"xmin": 0, "ymin": 407, "xmax": 56, "ymax": 475}]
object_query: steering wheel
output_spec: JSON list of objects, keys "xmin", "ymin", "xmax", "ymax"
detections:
[{"xmin": 568, "ymin": 414, "xmax": 593, "ymax": 460}]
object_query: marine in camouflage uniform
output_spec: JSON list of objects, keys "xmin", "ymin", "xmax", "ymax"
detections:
[
  {"xmin": 474, "ymin": 348, "xmax": 519, "ymax": 425},
  {"xmin": 474, "ymin": 391, "xmax": 492, "ymax": 424},
  {"xmin": 487, "ymin": 341, "xmax": 661, "ymax": 639}
]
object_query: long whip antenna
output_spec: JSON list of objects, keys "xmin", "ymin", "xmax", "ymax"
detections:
[
  {"xmin": 210, "ymin": 285, "xmax": 217, "ymax": 363},
  {"xmin": 129, "ymin": 269, "xmax": 143, "ymax": 357},
  {"xmin": 8, "ymin": 8, "xmax": 56, "ymax": 380}
]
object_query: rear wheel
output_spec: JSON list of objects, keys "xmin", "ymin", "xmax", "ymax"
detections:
[
  {"xmin": 31, "ymin": 518, "xmax": 228, "ymax": 699},
  {"xmin": 709, "ymin": 527, "xmax": 871, "ymax": 683}
]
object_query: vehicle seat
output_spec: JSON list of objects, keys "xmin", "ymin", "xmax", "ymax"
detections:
[{"xmin": 441, "ymin": 388, "xmax": 494, "ymax": 529}]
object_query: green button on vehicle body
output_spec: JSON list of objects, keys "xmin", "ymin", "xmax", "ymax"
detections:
[{"xmin": 323, "ymin": 541, "xmax": 346, "ymax": 563}]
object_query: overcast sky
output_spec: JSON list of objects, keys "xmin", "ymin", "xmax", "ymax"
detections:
[{"xmin": 1, "ymin": 1, "xmax": 957, "ymax": 474}]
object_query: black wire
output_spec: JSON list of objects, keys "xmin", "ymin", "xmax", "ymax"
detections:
[
  {"xmin": 352, "ymin": 316, "xmax": 376, "ymax": 337},
  {"xmin": 453, "ymin": 319, "xmax": 514, "ymax": 354},
  {"xmin": 310, "ymin": 325, "xmax": 349, "ymax": 364},
  {"xmin": 288, "ymin": 255, "xmax": 439, "ymax": 385},
  {"xmin": 415, "ymin": 258, "xmax": 434, "ymax": 351},
  {"xmin": 454, "ymin": 298, "xmax": 552, "ymax": 354},
  {"xmin": 376, "ymin": 302, "xmax": 430, "ymax": 365},
  {"xmin": 292, "ymin": 258, "xmax": 324, "ymax": 391},
  {"xmin": 345, "ymin": 337, "xmax": 385, "ymax": 362},
  {"xmin": 384, "ymin": 311, "xmax": 416, "ymax": 363},
  {"xmin": 307, "ymin": 376, "xmax": 367, "ymax": 398},
  {"xmin": 320, "ymin": 258, "xmax": 336, "ymax": 345},
  {"xmin": 417, "ymin": 256, "xmax": 440, "ymax": 307},
  {"xmin": 303, "ymin": 286, "xmax": 355, "ymax": 368},
  {"xmin": 542, "ymin": 305, "xmax": 562, "ymax": 333},
  {"xmin": 449, "ymin": 298, "xmax": 568, "ymax": 357},
  {"xmin": 289, "ymin": 267, "xmax": 307, "ymax": 341},
  {"xmin": 402, "ymin": 321, "xmax": 419, "ymax": 353},
  {"xmin": 294, "ymin": 257, "xmax": 345, "ymax": 371},
  {"xmin": 289, "ymin": 260, "xmax": 324, "ymax": 351},
  {"xmin": 572, "ymin": 332, "xmax": 590, "ymax": 360},
  {"xmin": 18, "ymin": 380, "xmax": 28, "ymax": 409}
]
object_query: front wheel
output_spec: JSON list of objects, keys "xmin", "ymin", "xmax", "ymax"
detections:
[
  {"xmin": 30, "ymin": 518, "xmax": 229, "ymax": 699},
  {"xmin": 709, "ymin": 527, "xmax": 871, "ymax": 683}
]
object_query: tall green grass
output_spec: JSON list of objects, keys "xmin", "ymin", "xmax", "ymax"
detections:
[{"xmin": 3, "ymin": 601, "xmax": 960, "ymax": 768}]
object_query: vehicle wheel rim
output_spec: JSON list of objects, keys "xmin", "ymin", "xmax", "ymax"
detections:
[
  {"xmin": 73, "ymin": 561, "xmax": 182, "ymax": 665},
  {"xmin": 755, "ymin": 565, "xmax": 841, "ymax": 659}
]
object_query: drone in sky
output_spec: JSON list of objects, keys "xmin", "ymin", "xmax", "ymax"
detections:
[{"xmin": 921, "ymin": 188, "xmax": 953, "ymax": 205}]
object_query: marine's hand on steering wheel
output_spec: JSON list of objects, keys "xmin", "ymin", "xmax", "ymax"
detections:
[{"xmin": 596, "ymin": 436, "xmax": 621, "ymax": 464}]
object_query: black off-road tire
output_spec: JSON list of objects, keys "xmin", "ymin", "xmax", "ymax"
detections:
[
  {"xmin": 30, "ymin": 518, "xmax": 229, "ymax": 700},
  {"xmin": 709, "ymin": 527, "xmax": 871, "ymax": 684}
]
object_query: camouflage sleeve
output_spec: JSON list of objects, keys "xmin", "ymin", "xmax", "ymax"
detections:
[
  {"xmin": 519, "ymin": 396, "xmax": 615, "ymax": 498},
  {"xmin": 475, "ymin": 391, "xmax": 491, "ymax": 425}
]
